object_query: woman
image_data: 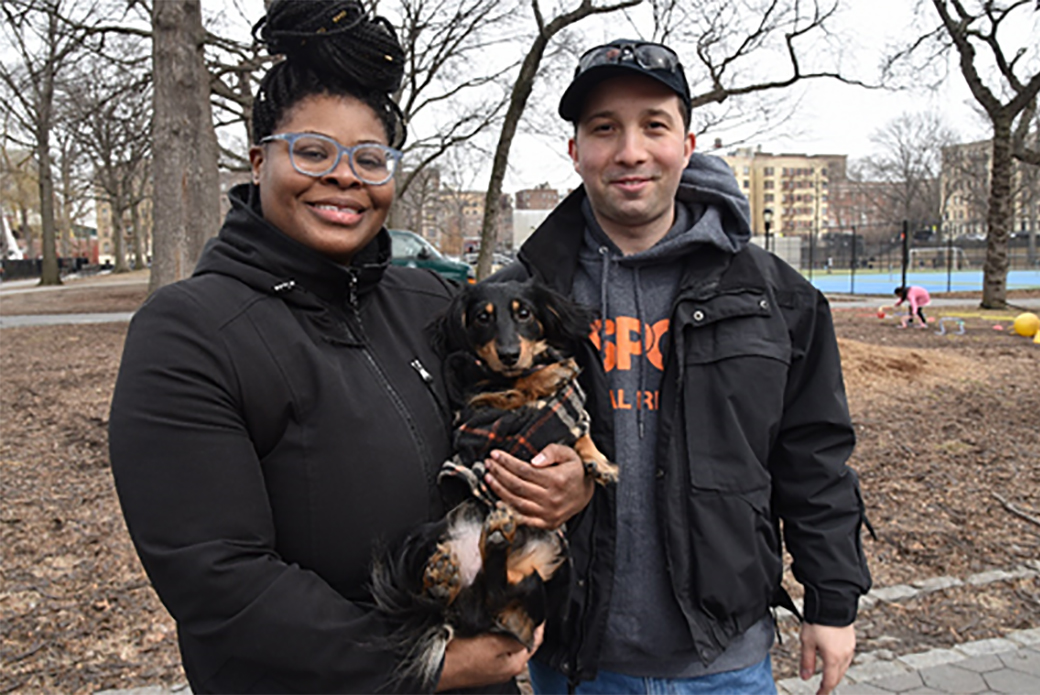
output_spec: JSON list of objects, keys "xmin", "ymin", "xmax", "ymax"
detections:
[{"xmin": 108, "ymin": 2, "xmax": 589, "ymax": 691}]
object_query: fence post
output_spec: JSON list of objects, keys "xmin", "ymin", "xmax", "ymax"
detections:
[
  {"xmin": 901, "ymin": 220, "xmax": 909, "ymax": 291},
  {"xmin": 946, "ymin": 225, "xmax": 953, "ymax": 293},
  {"xmin": 850, "ymin": 226, "xmax": 857, "ymax": 295}
]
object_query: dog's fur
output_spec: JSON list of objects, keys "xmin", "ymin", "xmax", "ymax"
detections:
[{"xmin": 370, "ymin": 280, "xmax": 617, "ymax": 690}]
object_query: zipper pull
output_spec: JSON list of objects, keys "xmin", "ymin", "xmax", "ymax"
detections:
[
  {"xmin": 272, "ymin": 279, "xmax": 296, "ymax": 293},
  {"xmin": 410, "ymin": 359, "xmax": 433, "ymax": 384},
  {"xmin": 346, "ymin": 270, "xmax": 359, "ymax": 310}
]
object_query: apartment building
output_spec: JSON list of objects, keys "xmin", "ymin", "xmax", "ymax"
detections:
[
  {"xmin": 719, "ymin": 147, "xmax": 847, "ymax": 239},
  {"xmin": 941, "ymin": 138, "xmax": 1039, "ymax": 239}
]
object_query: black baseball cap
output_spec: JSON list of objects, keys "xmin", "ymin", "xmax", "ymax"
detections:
[{"xmin": 558, "ymin": 40, "xmax": 691, "ymax": 123}]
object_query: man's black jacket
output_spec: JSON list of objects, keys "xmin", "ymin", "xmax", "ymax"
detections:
[{"xmin": 494, "ymin": 187, "xmax": 872, "ymax": 684}]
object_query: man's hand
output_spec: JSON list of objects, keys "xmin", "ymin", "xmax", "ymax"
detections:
[
  {"xmin": 800, "ymin": 623, "xmax": 856, "ymax": 695},
  {"xmin": 436, "ymin": 626, "xmax": 544, "ymax": 691},
  {"xmin": 483, "ymin": 443, "xmax": 594, "ymax": 529}
]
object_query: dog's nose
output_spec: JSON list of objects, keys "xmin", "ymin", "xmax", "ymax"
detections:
[{"xmin": 497, "ymin": 346, "xmax": 520, "ymax": 366}]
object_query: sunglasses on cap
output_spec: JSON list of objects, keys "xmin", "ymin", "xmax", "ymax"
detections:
[{"xmin": 576, "ymin": 41, "xmax": 682, "ymax": 76}]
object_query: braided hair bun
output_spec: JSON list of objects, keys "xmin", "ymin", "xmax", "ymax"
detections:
[{"xmin": 251, "ymin": 0, "xmax": 407, "ymax": 147}]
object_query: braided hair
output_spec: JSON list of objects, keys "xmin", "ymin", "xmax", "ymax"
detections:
[{"xmin": 251, "ymin": 0, "xmax": 407, "ymax": 147}]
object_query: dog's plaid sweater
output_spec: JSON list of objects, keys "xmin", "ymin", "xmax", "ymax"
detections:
[{"xmin": 438, "ymin": 375, "xmax": 592, "ymax": 507}]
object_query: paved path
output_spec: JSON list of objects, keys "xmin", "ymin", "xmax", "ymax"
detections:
[
  {"xmin": 777, "ymin": 629, "xmax": 1040, "ymax": 695},
  {"xmin": 94, "ymin": 629, "xmax": 1040, "ymax": 695},
  {"xmin": 0, "ymin": 312, "xmax": 135, "ymax": 328}
]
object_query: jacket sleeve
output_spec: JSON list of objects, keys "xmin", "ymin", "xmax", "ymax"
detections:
[
  {"xmin": 108, "ymin": 286, "xmax": 426, "ymax": 693},
  {"xmin": 769, "ymin": 288, "xmax": 871, "ymax": 627}
]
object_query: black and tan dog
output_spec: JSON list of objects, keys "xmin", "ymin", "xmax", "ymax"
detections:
[{"xmin": 370, "ymin": 279, "xmax": 617, "ymax": 689}]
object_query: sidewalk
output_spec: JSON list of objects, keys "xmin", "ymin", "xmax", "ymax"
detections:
[
  {"xmin": 94, "ymin": 628, "xmax": 1040, "ymax": 695},
  {"xmin": 778, "ymin": 628, "xmax": 1040, "ymax": 695}
]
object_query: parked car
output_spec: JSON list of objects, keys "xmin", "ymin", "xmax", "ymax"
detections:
[{"xmin": 388, "ymin": 229, "xmax": 473, "ymax": 283}]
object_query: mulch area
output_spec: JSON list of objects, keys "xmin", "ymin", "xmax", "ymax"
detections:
[{"xmin": 1, "ymin": 276, "xmax": 1038, "ymax": 692}]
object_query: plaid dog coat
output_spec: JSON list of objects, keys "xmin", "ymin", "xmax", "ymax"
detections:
[{"xmin": 438, "ymin": 367, "xmax": 593, "ymax": 507}]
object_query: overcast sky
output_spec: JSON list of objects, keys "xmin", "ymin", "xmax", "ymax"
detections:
[
  {"xmin": 501, "ymin": 0, "xmax": 991, "ymax": 192},
  {"xmin": 213, "ymin": 0, "xmax": 1021, "ymax": 193}
]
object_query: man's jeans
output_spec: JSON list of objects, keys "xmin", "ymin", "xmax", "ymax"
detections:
[{"xmin": 528, "ymin": 655, "xmax": 776, "ymax": 695}]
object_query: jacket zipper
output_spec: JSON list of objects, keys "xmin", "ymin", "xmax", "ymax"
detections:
[
  {"xmin": 336, "ymin": 286, "xmax": 436, "ymax": 491},
  {"xmin": 409, "ymin": 358, "xmax": 450, "ymax": 420}
]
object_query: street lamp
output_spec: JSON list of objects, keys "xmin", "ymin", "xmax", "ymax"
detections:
[{"xmin": 763, "ymin": 208, "xmax": 774, "ymax": 254}]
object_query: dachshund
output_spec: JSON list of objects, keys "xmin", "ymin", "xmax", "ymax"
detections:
[{"xmin": 369, "ymin": 279, "xmax": 617, "ymax": 690}]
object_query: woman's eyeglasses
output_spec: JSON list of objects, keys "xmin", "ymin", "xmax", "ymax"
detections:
[
  {"xmin": 576, "ymin": 42, "xmax": 681, "ymax": 76},
  {"xmin": 261, "ymin": 132, "xmax": 403, "ymax": 186}
]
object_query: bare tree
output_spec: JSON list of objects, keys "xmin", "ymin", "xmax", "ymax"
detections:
[
  {"xmin": 67, "ymin": 58, "xmax": 152, "ymax": 274},
  {"xmin": 887, "ymin": 0, "xmax": 1040, "ymax": 308},
  {"xmin": 861, "ymin": 111, "xmax": 956, "ymax": 231},
  {"xmin": 472, "ymin": 0, "xmax": 879, "ymax": 278},
  {"xmin": 390, "ymin": 0, "xmax": 521, "ymax": 207},
  {"xmin": 474, "ymin": 0, "xmax": 640, "ymax": 279},
  {"xmin": 150, "ymin": 0, "xmax": 222, "ymax": 293},
  {"xmin": 0, "ymin": 0, "xmax": 105, "ymax": 285},
  {"xmin": 0, "ymin": 143, "xmax": 40, "ymax": 257}
]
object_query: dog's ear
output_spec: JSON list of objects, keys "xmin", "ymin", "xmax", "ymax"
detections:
[
  {"xmin": 530, "ymin": 281, "xmax": 596, "ymax": 347},
  {"xmin": 428, "ymin": 288, "xmax": 472, "ymax": 356}
]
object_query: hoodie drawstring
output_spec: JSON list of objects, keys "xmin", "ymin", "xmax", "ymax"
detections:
[
  {"xmin": 598, "ymin": 246, "xmax": 611, "ymax": 368},
  {"xmin": 632, "ymin": 265, "xmax": 647, "ymax": 440}
]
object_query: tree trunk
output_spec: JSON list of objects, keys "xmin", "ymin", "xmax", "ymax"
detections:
[
  {"xmin": 112, "ymin": 205, "xmax": 130, "ymax": 273},
  {"xmin": 131, "ymin": 203, "xmax": 145, "ymax": 270},
  {"xmin": 475, "ymin": 37, "xmax": 545, "ymax": 280},
  {"xmin": 37, "ymin": 126, "xmax": 62, "ymax": 286},
  {"xmin": 981, "ymin": 119, "xmax": 1013, "ymax": 309},
  {"xmin": 149, "ymin": 0, "xmax": 221, "ymax": 294}
]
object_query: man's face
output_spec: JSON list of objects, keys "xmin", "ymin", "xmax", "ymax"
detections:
[{"xmin": 569, "ymin": 74, "xmax": 694, "ymax": 245}]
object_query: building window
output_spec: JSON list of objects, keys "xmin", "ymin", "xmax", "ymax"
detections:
[
  {"xmin": 743, "ymin": 180, "xmax": 750, "ymax": 189},
  {"xmin": 764, "ymin": 194, "xmax": 774, "ymax": 202},
  {"xmin": 764, "ymin": 180, "xmax": 774, "ymax": 189},
  {"xmin": 764, "ymin": 167, "xmax": 774, "ymax": 176}
]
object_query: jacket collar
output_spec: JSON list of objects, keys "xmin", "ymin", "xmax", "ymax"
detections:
[{"xmin": 194, "ymin": 183, "xmax": 390, "ymax": 309}]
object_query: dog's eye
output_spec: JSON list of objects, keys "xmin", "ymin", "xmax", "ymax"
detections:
[
  {"xmin": 515, "ymin": 306, "xmax": 532, "ymax": 321},
  {"xmin": 474, "ymin": 310, "xmax": 493, "ymax": 325}
]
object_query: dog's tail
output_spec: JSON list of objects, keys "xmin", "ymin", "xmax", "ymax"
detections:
[{"xmin": 369, "ymin": 525, "xmax": 456, "ymax": 691}]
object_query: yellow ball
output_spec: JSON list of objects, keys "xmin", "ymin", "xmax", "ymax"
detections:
[{"xmin": 1012, "ymin": 312, "xmax": 1040, "ymax": 337}]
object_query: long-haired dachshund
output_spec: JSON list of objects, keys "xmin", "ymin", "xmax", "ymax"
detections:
[{"xmin": 370, "ymin": 279, "xmax": 617, "ymax": 689}]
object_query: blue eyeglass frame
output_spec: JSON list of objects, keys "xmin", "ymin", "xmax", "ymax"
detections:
[{"xmin": 260, "ymin": 132, "xmax": 404, "ymax": 185}]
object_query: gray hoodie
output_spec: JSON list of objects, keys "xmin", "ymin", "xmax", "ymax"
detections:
[{"xmin": 572, "ymin": 153, "xmax": 774, "ymax": 677}]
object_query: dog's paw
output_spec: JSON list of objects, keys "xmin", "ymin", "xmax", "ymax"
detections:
[
  {"xmin": 587, "ymin": 459, "xmax": 620, "ymax": 486},
  {"xmin": 574, "ymin": 434, "xmax": 619, "ymax": 486},
  {"xmin": 483, "ymin": 504, "xmax": 518, "ymax": 550},
  {"xmin": 495, "ymin": 604, "xmax": 538, "ymax": 650},
  {"xmin": 422, "ymin": 542, "xmax": 463, "ymax": 604}
]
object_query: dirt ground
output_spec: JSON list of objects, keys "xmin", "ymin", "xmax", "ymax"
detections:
[{"xmin": 1, "ymin": 276, "xmax": 1038, "ymax": 692}]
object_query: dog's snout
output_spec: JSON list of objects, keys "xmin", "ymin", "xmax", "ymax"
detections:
[{"xmin": 497, "ymin": 346, "xmax": 521, "ymax": 366}]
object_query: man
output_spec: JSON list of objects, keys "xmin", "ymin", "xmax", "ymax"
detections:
[{"xmin": 484, "ymin": 40, "xmax": 871, "ymax": 695}]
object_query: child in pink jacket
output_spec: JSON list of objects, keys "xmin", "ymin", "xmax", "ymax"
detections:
[{"xmin": 894, "ymin": 286, "xmax": 931, "ymax": 328}]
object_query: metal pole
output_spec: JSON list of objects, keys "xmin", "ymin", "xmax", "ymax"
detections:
[
  {"xmin": 946, "ymin": 222, "xmax": 953, "ymax": 293},
  {"xmin": 850, "ymin": 226, "xmax": 857, "ymax": 295},
  {"xmin": 809, "ymin": 231, "xmax": 814, "ymax": 281},
  {"xmin": 901, "ymin": 220, "xmax": 909, "ymax": 291}
]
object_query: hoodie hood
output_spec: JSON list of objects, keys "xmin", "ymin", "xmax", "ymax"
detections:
[
  {"xmin": 672, "ymin": 151, "xmax": 751, "ymax": 255},
  {"xmin": 193, "ymin": 183, "xmax": 391, "ymax": 310}
]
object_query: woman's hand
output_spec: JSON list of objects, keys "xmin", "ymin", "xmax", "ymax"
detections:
[
  {"xmin": 436, "ymin": 626, "xmax": 544, "ymax": 692},
  {"xmin": 483, "ymin": 443, "xmax": 595, "ymax": 530}
]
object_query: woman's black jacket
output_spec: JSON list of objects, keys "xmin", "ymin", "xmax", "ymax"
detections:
[
  {"xmin": 495, "ymin": 189, "xmax": 873, "ymax": 685},
  {"xmin": 109, "ymin": 184, "xmax": 456, "ymax": 693}
]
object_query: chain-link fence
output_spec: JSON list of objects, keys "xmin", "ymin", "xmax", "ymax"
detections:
[{"xmin": 752, "ymin": 220, "xmax": 1040, "ymax": 294}]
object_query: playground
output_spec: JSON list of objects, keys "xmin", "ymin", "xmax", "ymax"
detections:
[{"xmin": 0, "ymin": 277, "xmax": 1037, "ymax": 692}]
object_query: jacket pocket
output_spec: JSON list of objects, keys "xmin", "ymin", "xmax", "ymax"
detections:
[
  {"xmin": 686, "ymin": 485, "xmax": 781, "ymax": 623},
  {"xmin": 678, "ymin": 292, "xmax": 790, "ymax": 493}
]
